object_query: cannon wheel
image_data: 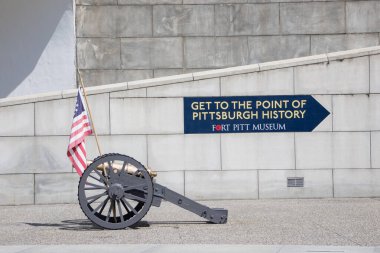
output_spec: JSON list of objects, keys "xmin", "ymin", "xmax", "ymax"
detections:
[{"xmin": 78, "ymin": 153, "xmax": 153, "ymax": 229}]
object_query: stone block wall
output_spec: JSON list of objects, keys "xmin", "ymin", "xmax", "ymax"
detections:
[
  {"xmin": 76, "ymin": 0, "xmax": 380, "ymax": 86},
  {"xmin": 0, "ymin": 46, "xmax": 379, "ymax": 205}
]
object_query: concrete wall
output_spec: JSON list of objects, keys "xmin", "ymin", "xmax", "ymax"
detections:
[
  {"xmin": 76, "ymin": 0, "xmax": 380, "ymax": 86},
  {"xmin": 0, "ymin": 0, "xmax": 76, "ymax": 98},
  {"xmin": 0, "ymin": 46, "xmax": 379, "ymax": 205}
]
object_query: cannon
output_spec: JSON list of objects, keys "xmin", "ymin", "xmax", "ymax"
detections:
[{"xmin": 78, "ymin": 153, "xmax": 228, "ymax": 229}]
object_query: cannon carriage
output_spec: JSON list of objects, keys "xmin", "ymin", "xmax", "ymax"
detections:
[{"xmin": 78, "ymin": 153, "xmax": 228, "ymax": 229}]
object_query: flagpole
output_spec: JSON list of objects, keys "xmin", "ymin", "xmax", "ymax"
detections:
[{"xmin": 76, "ymin": 70, "xmax": 103, "ymax": 157}]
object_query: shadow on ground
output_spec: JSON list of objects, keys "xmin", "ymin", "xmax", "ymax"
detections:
[{"xmin": 24, "ymin": 220, "xmax": 207, "ymax": 231}]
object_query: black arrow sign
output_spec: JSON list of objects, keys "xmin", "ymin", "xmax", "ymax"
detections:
[{"xmin": 184, "ymin": 95, "xmax": 330, "ymax": 134}]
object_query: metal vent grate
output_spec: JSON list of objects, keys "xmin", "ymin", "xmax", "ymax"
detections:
[{"xmin": 287, "ymin": 177, "xmax": 304, "ymax": 187}]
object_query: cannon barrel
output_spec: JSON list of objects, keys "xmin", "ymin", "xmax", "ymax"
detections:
[{"xmin": 86, "ymin": 160, "xmax": 157, "ymax": 177}]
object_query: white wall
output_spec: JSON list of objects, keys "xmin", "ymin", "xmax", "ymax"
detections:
[
  {"xmin": 0, "ymin": 46, "xmax": 379, "ymax": 205},
  {"xmin": 0, "ymin": 0, "xmax": 75, "ymax": 98}
]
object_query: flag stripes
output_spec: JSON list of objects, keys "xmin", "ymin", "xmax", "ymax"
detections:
[{"xmin": 67, "ymin": 89, "xmax": 93, "ymax": 176}]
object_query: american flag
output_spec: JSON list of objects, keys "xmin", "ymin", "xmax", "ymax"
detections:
[{"xmin": 67, "ymin": 89, "xmax": 93, "ymax": 176}]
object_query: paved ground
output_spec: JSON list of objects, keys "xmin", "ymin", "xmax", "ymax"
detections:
[
  {"xmin": 0, "ymin": 198, "xmax": 379, "ymax": 252},
  {"xmin": 0, "ymin": 244, "xmax": 379, "ymax": 253}
]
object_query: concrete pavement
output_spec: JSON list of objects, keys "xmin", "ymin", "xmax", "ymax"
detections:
[
  {"xmin": 0, "ymin": 198, "xmax": 379, "ymax": 252},
  {"xmin": 0, "ymin": 244, "xmax": 379, "ymax": 253}
]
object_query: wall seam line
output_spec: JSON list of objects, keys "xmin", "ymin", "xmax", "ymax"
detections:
[
  {"xmin": 369, "ymin": 55, "xmax": 371, "ymax": 93},
  {"xmin": 151, "ymin": 5, "xmax": 154, "ymax": 38},
  {"xmin": 370, "ymin": 131, "xmax": 372, "ymax": 169},
  {"xmin": 33, "ymin": 173, "xmax": 36, "ymax": 205},
  {"xmin": 33, "ymin": 103, "xmax": 36, "ymax": 136},
  {"xmin": 108, "ymin": 92, "xmax": 111, "ymax": 135},
  {"xmin": 182, "ymin": 37, "xmax": 186, "ymax": 71},
  {"xmin": 294, "ymin": 132, "xmax": 297, "ymax": 170},
  {"xmin": 257, "ymin": 170, "xmax": 260, "ymax": 199},
  {"xmin": 331, "ymin": 95, "xmax": 334, "ymax": 131},
  {"xmin": 119, "ymin": 38, "xmax": 122, "ymax": 70},
  {"xmin": 218, "ymin": 76, "xmax": 221, "ymax": 96},
  {"xmin": 183, "ymin": 170, "xmax": 186, "ymax": 197},
  {"xmin": 292, "ymin": 67, "xmax": 295, "ymax": 94},
  {"xmin": 146, "ymin": 134, "xmax": 149, "ymax": 169},
  {"xmin": 278, "ymin": 2, "xmax": 281, "ymax": 35},
  {"xmin": 309, "ymin": 35, "xmax": 311, "ymax": 55},
  {"xmin": 344, "ymin": 1, "xmax": 347, "ymax": 34},
  {"xmin": 332, "ymin": 169, "xmax": 335, "ymax": 198},
  {"xmin": 219, "ymin": 133, "xmax": 222, "ymax": 171}
]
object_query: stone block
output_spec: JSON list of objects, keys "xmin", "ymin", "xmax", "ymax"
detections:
[
  {"xmin": 87, "ymin": 93, "xmax": 110, "ymax": 135},
  {"xmin": 248, "ymin": 36, "xmax": 310, "ymax": 64},
  {"xmin": 76, "ymin": 6, "xmax": 117, "ymax": 37},
  {"xmin": 154, "ymin": 69, "xmax": 214, "ymax": 78},
  {"xmin": 334, "ymin": 169, "xmax": 380, "ymax": 198},
  {"xmin": 0, "ymin": 174, "xmax": 34, "ymax": 205},
  {"xmin": 153, "ymin": 5, "xmax": 214, "ymax": 36},
  {"xmin": 372, "ymin": 132, "xmax": 380, "ymax": 169},
  {"xmin": 184, "ymin": 0, "xmax": 246, "ymax": 3},
  {"xmin": 184, "ymin": 37, "xmax": 248, "ymax": 68},
  {"xmin": 0, "ymin": 91, "xmax": 63, "ymax": 107},
  {"xmin": 147, "ymin": 134, "xmax": 220, "ymax": 171},
  {"xmin": 80, "ymin": 69, "xmax": 153, "ymax": 87},
  {"xmin": 220, "ymin": 67, "xmax": 293, "ymax": 96},
  {"xmin": 193, "ymin": 65, "xmax": 259, "ymax": 80},
  {"xmin": 371, "ymin": 94, "xmax": 380, "ymax": 131},
  {"xmin": 333, "ymin": 94, "xmax": 380, "ymax": 131},
  {"xmin": 153, "ymin": 69, "xmax": 184, "ymax": 78},
  {"xmin": 86, "ymin": 135, "xmax": 148, "ymax": 166},
  {"xmin": 280, "ymin": 2, "xmax": 345, "ymax": 34},
  {"xmin": 295, "ymin": 132, "xmax": 333, "ymax": 170},
  {"xmin": 155, "ymin": 68, "xmax": 211, "ymax": 77},
  {"xmin": 128, "ymin": 73, "xmax": 193, "ymax": 89},
  {"xmin": 0, "ymin": 103, "xmax": 34, "ymax": 136},
  {"xmin": 185, "ymin": 170, "xmax": 258, "ymax": 200},
  {"xmin": 36, "ymin": 93, "xmax": 109, "ymax": 135},
  {"xmin": 294, "ymin": 56, "xmax": 369, "ymax": 94},
  {"xmin": 184, "ymin": 134, "xmax": 221, "ymax": 171},
  {"xmin": 365, "ymin": 46, "xmax": 380, "ymax": 56},
  {"xmin": 221, "ymin": 133, "xmax": 295, "ymax": 170},
  {"xmin": 215, "ymin": 4, "xmax": 279, "ymax": 36},
  {"xmin": 312, "ymin": 95, "xmax": 332, "ymax": 132},
  {"xmin": 370, "ymin": 54, "xmax": 380, "ymax": 93},
  {"xmin": 77, "ymin": 83, "xmax": 127, "ymax": 96},
  {"xmin": 333, "ymin": 95, "xmax": 369, "ymax": 131},
  {"xmin": 147, "ymin": 78, "xmax": 220, "ymax": 97},
  {"xmin": 250, "ymin": 0, "xmax": 339, "ymax": 1},
  {"xmin": 110, "ymin": 98, "xmax": 183, "ymax": 134},
  {"xmin": 77, "ymin": 6, "xmax": 152, "ymax": 37},
  {"xmin": 327, "ymin": 47, "xmax": 372, "ymax": 62},
  {"xmin": 155, "ymin": 171, "xmax": 184, "ymax": 195},
  {"xmin": 259, "ymin": 170, "xmax": 333, "ymax": 199},
  {"xmin": 118, "ymin": 0, "xmax": 182, "ymax": 4},
  {"xmin": 118, "ymin": 6, "xmax": 152, "ymax": 37},
  {"xmin": 333, "ymin": 132, "xmax": 370, "ymax": 169},
  {"xmin": 111, "ymin": 88, "xmax": 147, "ymax": 98},
  {"xmin": 0, "ymin": 136, "xmax": 72, "ymax": 174},
  {"xmin": 311, "ymin": 34, "xmax": 379, "ymax": 55},
  {"xmin": 259, "ymin": 54, "xmax": 328, "ymax": 71},
  {"xmin": 148, "ymin": 135, "xmax": 184, "ymax": 171},
  {"xmin": 121, "ymin": 38, "xmax": 182, "ymax": 69},
  {"xmin": 35, "ymin": 98, "xmax": 74, "ymax": 136},
  {"xmin": 76, "ymin": 0, "xmax": 117, "ymax": 5},
  {"xmin": 35, "ymin": 173, "xmax": 79, "ymax": 204},
  {"xmin": 347, "ymin": 1, "xmax": 380, "ymax": 33},
  {"xmin": 77, "ymin": 38, "xmax": 120, "ymax": 69}
]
